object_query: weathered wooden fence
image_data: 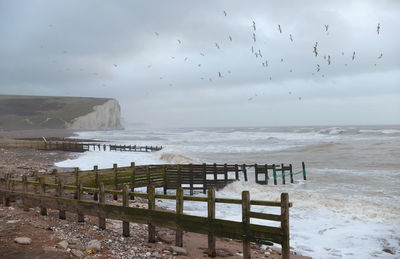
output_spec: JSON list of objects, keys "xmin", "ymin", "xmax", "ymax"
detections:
[
  {"xmin": 0, "ymin": 141, "xmax": 163, "ymax": 153},
  {"xmin": 34, "ymin": 162, "xmax": 306, "ymax": 197},
  {"xmin": 0, "ymin": 174, "xmax": 292, "ymax": 259}
]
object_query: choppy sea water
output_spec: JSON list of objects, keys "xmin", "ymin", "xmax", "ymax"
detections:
[{"xmin": 56, "ymin": 125, "xmax": 400, "ymax": 258}]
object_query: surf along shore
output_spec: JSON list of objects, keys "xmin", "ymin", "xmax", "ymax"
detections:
[{"xmin": 0, "ymin": 129, "xmax": 309, "ymax": 259}]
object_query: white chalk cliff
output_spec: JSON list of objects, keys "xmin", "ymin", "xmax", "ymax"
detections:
[{"xmin": 67, "ymin": 99, "xmax": 123, "ymax": 130}]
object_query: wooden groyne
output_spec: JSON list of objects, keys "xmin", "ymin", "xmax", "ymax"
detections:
[
  {"xmin": 0, "ymin": 174, "xmax": 292, "ymax": 259},
  {"xmin": 7, "ymin": 162, "xmax": 307, "ymax": 199},
  {"xmin": 0, "ymin": 141, "xmax": 163, "ymax": 153}
]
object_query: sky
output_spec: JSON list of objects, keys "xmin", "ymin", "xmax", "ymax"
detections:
[{"xmin": 0, "ymin": 0, "xmax": 399, "ymax": 127}]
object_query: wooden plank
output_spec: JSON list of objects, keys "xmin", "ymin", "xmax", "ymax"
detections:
[
  {"xmin": 94, "ymin": 165, "xmax": 98, "ymax": 201},
  {"xmin": 122, "ymin": 185, "xmax": 130, "ymax": 237},
  {"xmin": 99, "ymin": 183, "xmax": 106, "ymax": 229},
  {"xmin": 249, "ymin": 212, "xmax": 281, "ymax": 222},
  {"xmin": 148, "ymin": 186, "xmax": 156, "ymax": 243},
  {"xmin": 57, "ymin": 180, "xmax": 66, "ymax": 220},
  {"xmin": 77, "ymin": 182, "xmax": 84, "ymax": 222},
  {"xmin": 176, "ymin": 188, "xmax": 183, "ymax": 247},
  {"xmin": 39, "ymin": 177, "xmax": 47, "ymax": 216},
  {"xmin": 113, "ymin": 163, "xmax": 118, "ymax": 200},
  {"xmin": 242, "ymin": 191, "xmax": 250, "ymax": 259},
  {"xmin": 208, "ymin": 189, "xmax": 216, "ymax": 257},
  {"xmin": 281, "ymin": 193, "xmax": 290, "ymax": 259}
]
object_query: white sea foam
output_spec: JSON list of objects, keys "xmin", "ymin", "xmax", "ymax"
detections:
[{"xmin": 58, "ymin": 126, "xmax": 400, "ymax": 258}]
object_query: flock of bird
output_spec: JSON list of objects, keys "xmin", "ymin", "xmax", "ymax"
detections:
[
  {"xmin": 49, "ymin": 10, "xmax": 384, "ymax": 101},
  {"xmin": 141, "ymin": 10, "xmax": 385, "ymax": 102}
]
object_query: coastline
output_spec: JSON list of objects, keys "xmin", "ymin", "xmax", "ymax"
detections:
[{"xmin": 0, "ymin": 129, "xmax": 310, "ymax": 258}]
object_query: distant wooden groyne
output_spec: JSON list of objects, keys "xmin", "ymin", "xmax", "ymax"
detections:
[
  {"xmin": 0, "ymin": 174, "xmax": 292, "ymax": 259},
  {"xmin": 0, "ymin": 141, "xmax": 163, "ymax": 153}
]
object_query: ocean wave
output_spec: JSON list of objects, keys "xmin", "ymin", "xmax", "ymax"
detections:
[{"xmin": 159, "ymin": 153, "xmax": 194, "ymax": 164}]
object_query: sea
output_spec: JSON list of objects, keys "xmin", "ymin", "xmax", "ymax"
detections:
[{"xmin": 55, "ymin": 125, "xmax": 400, "ymax": 258}]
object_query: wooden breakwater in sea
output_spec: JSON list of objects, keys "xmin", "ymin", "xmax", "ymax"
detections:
[
  {"xmin": 0, "ymin": 141, "xmax": 163, "ymax": 153},
  {"xmin": 20, "ymin": 162, "xmax": 307, "ymax": 197},
  {"xmin": 0, "ymin": 174, "xmax": 293, "ymax": 259}
]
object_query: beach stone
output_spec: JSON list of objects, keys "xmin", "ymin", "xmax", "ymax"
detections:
[
  {"xmin": 6, "ymin": 220, "xmax": 20, "ymax": 224},
  {"xmin": 71, "ymin": 249, "xmax": 84, "ymax": 258},
  {"xmin": 56, "ymin": 240, "xmax": 69, "ymax": 249},
  {"xmin": 382, "ymin": 248, "xmax": 394, "ymax": 254},
  {"xmin": 14, "ymin": 237, "xmax": 31, "ymax": 245},
  {"xmin": 87, "ymin": 239, "xmax": 101, "ymax": 251},
  {"xmin": 68, "ymin": 239, "xmax": 83, "ymax": 250},
  {"xmin": 169, "ymin": 246, "xmax": 188, "ymax": 256}
]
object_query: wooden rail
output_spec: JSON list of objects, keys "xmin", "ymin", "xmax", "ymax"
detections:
[{"xmin": 0, "ymin": 174, "xmax": 292, "ymax": 259}]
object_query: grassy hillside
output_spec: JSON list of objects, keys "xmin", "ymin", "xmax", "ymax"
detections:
[{"xmin": 0, "ymin": 95, "xmax": 111, "ymax": 130}]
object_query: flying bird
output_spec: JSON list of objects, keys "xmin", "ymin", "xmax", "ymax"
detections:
[
  {"xmin": 298, "ymin": 97, "xmax": 302, "ymax": 101},
  {"xmin": 378, "ymin": 53, "xmax": 383, "ymax": 59},
  {"xmin": 227, "ymin": 70, "xmax": 231, "ymax": 74},
  {"xmin": 255, "ymin": 52, "xmax": 259, "ymax": 58},
  {"xmin": 198, "ymin": 64, "xmax": 201, "ymax": 67},
  {"xmin": 289, "ymin": 34, "xmax": 293, "ymax": 42},
  {"xmin": 184, "ymin": 57, "xmax": 188, "ymax": 61},
  {"xmin": 352, "ymin": 51, "xmax": 356, "ymax": 60},
  {"xmin": 200, "ymin": 53, "xmax": 205, "ymax": 56},
  {"xmin": 313, "ymin": 42, "xmax": 318, "ymax": 57},
  {"xmin": 252, "ymin": 21, "xmax": 256, "ymax": 31},
  {"xmin": 265, "ymin": 60, "xmax": 268, "ymax": 67},
  {"xmin": 209, "ymin": 78, "xmax": 213, "ymax": 82},
  {"xmin": 327, "ymin": 55, "xmax": 331, "ymax": 65},
  {"xmin": 177, "ymin": 39, "xmax": 181, "ymax": 44},
  {"xmin": 147, "ymin": 64, "xmax": 152, "ymax": 68},
  {"xmin": 342, "ymin": 52, "xmax": 344, "ymax": 55},
  {"xmin": 251, "ymin": 46, "xmax": 254, "ymax": 53},
  {"xmin": 215, "ymin": 43, "xmax": 220, "ymax": 49},
  {"xmin": 377, "ymin": 23, "xmax": 381, "ymax": 35},
  {"xmin": 281, "ymin": 58, "xmax": 284, "ymax": 62},
  {"xmin": 278, "ymin": 24, "xmax": 282, "ymax": 33},
  {"xmin": 258, "ymin": 49, "xmax": 262, "ymax": 57},
  {"xmin": 289, "ymin": 69, "xmax": 293, "ymax": 72},
  {"xmin": 262, "ymin": 62, "xmax": 265, "ymax": 67},
  {"xmin": 171, "ymin": 56, "xmax": 175, "ymax": 59},
  {"xmin": 317, "ymin": 64, "xmax": 320, "ymax": 72},
  {"xmin": 113, "ymin": 64, "xmax": 118, "ymax": 67},
  {"xmin": 253, "ymin": 33, "xmax": 256, "ymax": 42},
  {"xmin": 223, "ymin": 10, "xmax": 227, "ymax": 16},
  {"xmin": 324, "ymin": 25, "xmax": 329, "ymax": 32},
  {"xmin": 229, "ymin": 35, "xmax": 232, "ymax": 41},
  {"xmin": 154, "ymin": 32, "xmax": 159, "ymax": 36}
]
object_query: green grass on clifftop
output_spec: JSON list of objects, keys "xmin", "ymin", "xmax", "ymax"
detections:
[{"xmin": 0, "ymin": 95, "xmax": 112, "ymax": 130}]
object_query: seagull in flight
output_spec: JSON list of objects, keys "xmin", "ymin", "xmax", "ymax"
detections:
[
  {"xmin": 278, "ymin": 24, "xmax": 282, "ymax": 33},
  {"xmin": 253, "ymin": 33, "xmax": 256, "ymax": 42},
  {"xmin": 113, "ymin": 64, "xmax": 118, "ymax": 67},
  {"xmin": 324, "ymin": 25, "xmax": 329, "ymax": 32},
  {"xmin": 377, "ymin": 23, "xmax": 381, "ymax": 35},
  {"xmin": 317, "ymin": 64, "xmax": 320, "ymax": 72},
  {"xmin": 229, "ymin": 35, "xmax": 232, "ymax": 41},
  {"xmin": 177, "ymin": 39, "xmax": 181, "ymax": 44},
  {"xmin": 200, "ymin": 53, "xmax": 205, "ymax": 56},
  {"xmin": 154, "ymin": 32, "xmax": 159, "ymax": 36},
  {"xmin": 218, "ymin": 72, "xmax": 223, "ymax": 78},
  {"xmin": 258, "ymin": 49, "xmax": 262, "ymax": 57},
  {"xmin": 252, "ymin": 21, "xmax": 256, "ymax": 31},
  {"xmin": 327, "ymin": 55, "xmax": 331, "ymax": 65},
  {"xmin": 313, "ymin": 42, "xmax": 318, "ymax": 57},
  {"xmin": 378, "ymin": 53, "xmax": 383, "ymax": 59},
  {"xmin": 215, "ymin": 43, "xmax": 220, "ymax": 49},
  {"xmin": 352, "ymin": 51, "xmax": 356, "ymax": 60},
  {"xmin": 251, "ymin": 46, "xmax": 254, "ymax": 53},
  {"xmin": 223, "ymin": 10, "xmax": 227, "ymax": 16},
  {"xmin": 289, "ymin": 34, "xmax": 293, "ymax": 42}
]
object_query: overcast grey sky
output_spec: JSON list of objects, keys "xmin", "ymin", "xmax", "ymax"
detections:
[{"xmin": 0, "ymin": 0, "xmax": 399, "ymax": 127}]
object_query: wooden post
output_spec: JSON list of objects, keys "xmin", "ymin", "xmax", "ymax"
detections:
[
  {"xmin": 98, "ymin": 183, "xmax": 106, "ymax": 230},
  {"xmin": 281, "ymin": 163, "xmax": 286, "ymax": 185},
  {"xmin": 281, "ymin": 193, "xmax": 290, "ymax": 259},
  {"xmin": 122, "ymin": 185, "xmax": 130, "ymax": 237},
  {"xmin": 189, "ymin": 163, "xmax": 194, "ymax": 196},
  {"xmin": 213, "ymin": 163, "xmax": 217, "ymax": 186},
  {"xmin": 22, "ymin": 175, "xmax": 29, "ymax": 211},
  {"xmin": 94, "ymin": 165, "xmax": 99, "ymax": 201},
  {"xmin": 273, "ymin": 164, "xmax": 277, "ymax": 185},
  {"xmin": 57, "ymin": 180, "xmax": 66, "ymax": 220},
  {"xmin": 264, "ymin": 164, "xmax": 269, "ymax": 185},
  {"xmin": 255, "ymin": 164, "xmax": 258, "ymax": 183},
  {"xmin": 242, "ymin": 164, "xmax": 248, "ymax": 181},
  {"xmin": 224, "ymin": 163, "xmax": 228, "ymax": 185},
  {"xmin": 163, "ymin": 165, "xmax": 167, "ymax": 195},
  {"xmin": 113, "ymin": 163, "xmax": 118, "ymax": 200},
  {"xmin": 302, "ymin": 162, "xmax": 307, "ymax": 180},
  {"xmin": 207, "ymin": 189, "xmax": 216, "ymax": 257},
  {"xmin": 235, "ymin": 164, "xmax": 239, "ymax": 180},
  {"xmin": 176, "ymin": 187, "xmax": 184, "ymax": 247},
  {"xmin": 148, "ymin": 186, "xmax": 156, "ymax": 243},
  {"xmin": 3, "ymin": 174, "xmax": 9, "ymax": 206},
  {"xmin": 289, "ymin": 164, "xmax": 294, "ymax": 184},
  {"xmin": 77, "ymin": 181, "xmax": 84, "ymax": 222},
  {"xmin": 242, "ymin": 191, "xmax": 250, "ymax": 259},
  {"xmin": 39, "ymin": 177, "xmax": 47, "ymax": 216},
  {"xmin": 74, "ymin": 167, "xmax": 79, "ymax": 199},
  {"xmin": 177, "ymin": 165, "xmax": 182, "ymax": 189},
  {"xmin": 202, "ymin": 163, "xmax": 207, "ymax": 194},
  {"xmin": 53, "ymin": 169, "xmax": 58, "ymax": 183},
  {"xmin": 131, "ymin": 162, "xmax": 136, "ymax": 199},
  {"xmin": 146, "ymin": 165, "xmax": 151, "ymax": 187}
]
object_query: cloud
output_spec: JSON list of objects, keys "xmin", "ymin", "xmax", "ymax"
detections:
[{"xmin": 0, "ymin": 0, "xmax": 399, "ymax": 126}]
